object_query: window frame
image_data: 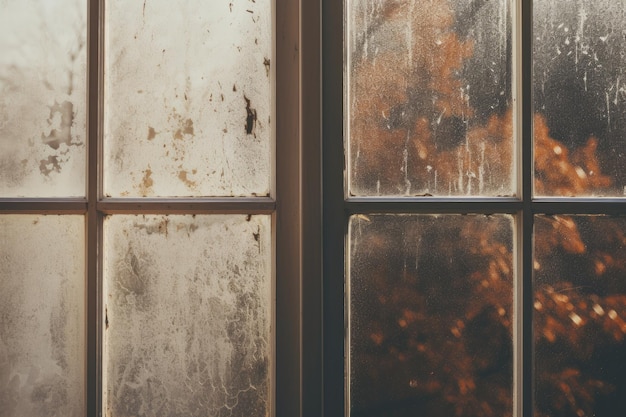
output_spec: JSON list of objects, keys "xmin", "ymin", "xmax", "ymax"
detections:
[
  {"xmin": 0, "ymin": 0, "xmax": 322, "ymax": 416},
  {"xmin": 322, "ymin": 1, "xmax": 626, "ymax": 417},
  {"xmin": 6, "ymin": 1, "xmax": 626, "ymax": 416}
]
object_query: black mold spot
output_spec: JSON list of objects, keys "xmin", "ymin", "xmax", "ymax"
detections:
[
  {"xmin": 246, "ymin": 214, "xmax": 252, "ymax": 222},
  {"xmin": 263, "ymin": 57, "xmax": 270, "ymax": 77},
  {"xmin": 244, "ymin": 95, "xmax": 257, "ymax": 135}
]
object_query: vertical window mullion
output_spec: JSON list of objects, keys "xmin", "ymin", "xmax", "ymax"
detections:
[
  {"xmin": 87, "ymin": 0, "xmax": 102, "ymax": 415},
  {"xmin": 521, "ymin": 1, "xmax": 534, "ymax": 416}
]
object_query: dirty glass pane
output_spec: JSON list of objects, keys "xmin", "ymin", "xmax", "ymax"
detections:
[
  {"xmin": 103, "ymin": 214, "xmax": 272, "ymax": 417},
  {"xmin": 349, "ymin": 214, "xmax": 514, "ymax": 416},
  {"xmin": 534, "ymin": 1, "xmax": 626, "ymax": 197},
  {"xmin": 0, "ymin": 215, "xmax": 85, "ymax": 417},
  {"xmin": 0, "ymin": 0, "xmax": 86, "ymax": 197},
  {"xmin": 347, "ymin": 0, "xmax": 513, "ymax": 197},
  {"xmin": 534, "ymin": 216, "xmax": 626, "ymax": 417},
  {"xmin": 104, "ymin": 1, "xmax": 272, "ymax": 197}
]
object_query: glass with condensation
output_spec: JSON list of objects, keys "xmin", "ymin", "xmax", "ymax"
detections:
[
  {"xmin": 534, "ymin": 215, "xmax": 626, "ymax": 416},
  {"xmin": 103, "ymin": 0, "xmax": 272, "ymax": 197},
  {"xmin": 349, "ymin": 214, "xmax": 514, "ymax": 416},
  {"xmin": 347, "ymin": 0, "xmax": 514, "ymax": 197},
  {"xmin": 0, "ymin": 0, "xmax": 86, "ymax": 197},
  {"xmin": 533, "ymin": 1, "xmax": 626, "ymax": 197},
  {"xmin": 103, "ymin": 214, "xmax": 272, "ymax": 417},
  {"xmin": 0, "ymin": 215, "xmax": 85, "ymax": 417}
]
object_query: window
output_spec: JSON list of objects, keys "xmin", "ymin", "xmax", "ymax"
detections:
[
  {"xmin": 324, "ymin": 1, "xmax": 626, "ymax": 417},
  {"xmin": 0, "ymin": 1, "xmax": 318, "ymax": 416},
  {"xmin": 4, "ymin": 1, "xmax": 626, "ymax": 417}
]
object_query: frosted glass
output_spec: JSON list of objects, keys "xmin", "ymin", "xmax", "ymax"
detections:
[
  {"xmin": 349, "ymin": 214, "xmax": 514, "ymax": 416},
  {"xmin": 0, "ymin": 215, "xmax": 85, "ymax": 417},
  {"xmin": 104, "ymin": 1, "xmax": 272, "ymax": 197},
  {"xmin": 534, "ymin": 1, "xmax": 626, "ymax": 197},
  {"xmin": 103, "ymin": 215, "xmax": 272, "ymax": 417},
  {"xmin": 0, "ymin": 0, "xmax": 86, "ymax": 197},
  {"xmin": 347, "ymin": 0, "xmax": 514, "ymax": 196},
  {"xmin": 534, "ymin": 216, "xmax": 626, "ymax": 416}
]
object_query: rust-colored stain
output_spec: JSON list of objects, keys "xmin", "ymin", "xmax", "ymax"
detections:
[
  {"xmin": 139, "ymin": 168, "xmax": 154, "ymax": 196},
  {"xmin": 158, "ymin": 217, "xmax": 169, "ymax": 236},
  {"xmin": 178, "ymin": 170, "xmax": 197, "ymax": 189},
  {"xmin": 173, "ymin": 118, "xmax": 194, "ymax": 140},
  {"xmin": 147, "ymin": 126, "xmax": 156, "ymax": 140},
  {"xmin": 183, "ymin": 119, "xmax": 194, "ymax": 135}
]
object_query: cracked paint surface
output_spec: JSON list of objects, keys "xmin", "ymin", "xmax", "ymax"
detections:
[
  {"xmin": 0, "ymin": 215, "xmax": 85, "ymax": 417},
  {"xmin": 103, "ymin": 1, "xmax": 272, "ymax": 197},
  {"xmin": 103, "ymin": 215, "xmax": 272, "ymax": 417}
]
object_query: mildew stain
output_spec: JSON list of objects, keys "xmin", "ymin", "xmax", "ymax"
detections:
[
  {"xmin": 178, "ymin": 170, "xmax": 197, "ymax": 189},
  {"xmin": 39, "ymin": 155, "xmax": 62, "ymax": 176},
  {"xmin": 263, "ymin": 57, "xmax": 271, "ymax": 77},
  {"xmin": 138, "ymin": 168, "xmax": 154, "ymax": 196},
  {"xmin": 244, "ymin": 95, "xmax": 257, "ymax": 135},
  {"xmin": 173, "ymin": 119, "xmax": 194, "ymax": 140},
  {"xmin": 147, "ymin": 127, "xmax": 156, "ymax": 140}
]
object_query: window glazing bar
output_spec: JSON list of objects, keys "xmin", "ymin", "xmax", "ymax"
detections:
[
  {"xmin": 87, "ymin": 0, "xmax": 103, "ymax": 416},
  {"xmin": 97, "ymin": 197, "xmax": 276, "ymax": 214},
  {"xmin": 520, "ymin": 0, "xmax": 533, "ymax": 417},
  {"xmin": 531, "ymin": 199, "xmax": 626, "ymax": 214},
  {"xmin": 0, "ymin": 199, "xmax": 87, "ymax": 213},
  {"xmin": 346, "ymin": 197, "xmax": 524, "ymax": 214}
]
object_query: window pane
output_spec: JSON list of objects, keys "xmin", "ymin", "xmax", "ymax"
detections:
[
  {"xmin": 534, "ymin": 215, "xmax": 626, "ymax": 416},
  {"xmin": 349, "ymin": 214, "xmax": 514, "ymax": 416},
  {"xmin": 0, "ymin": 215, "xmax": 85, "ymax": 417},
  {"xmin": 347, "ymin": 0, "xmax": 513, "ymax": 197},
  {"xmin": 103, "ymin": 214, "xmax": 272, "ymax": 417},
  {"xmin": 104, "ymin": 1, "xmax": 272, "ymax": 197},
  {"xmin": 534, "ymin": 1, "xmax": 626, "ymax": 197},
  {"xmin": 0, "ymin": 0, "xmax": 86, "ymax": 197}
]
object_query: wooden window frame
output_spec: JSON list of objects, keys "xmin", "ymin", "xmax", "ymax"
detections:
[
  {"xmin": 322, "ymin": 1, "xmax": 626, "ymax": 417},
  {"xmin": 0, "ymin": 1, "xmax": 322, "ymax": 416}
]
